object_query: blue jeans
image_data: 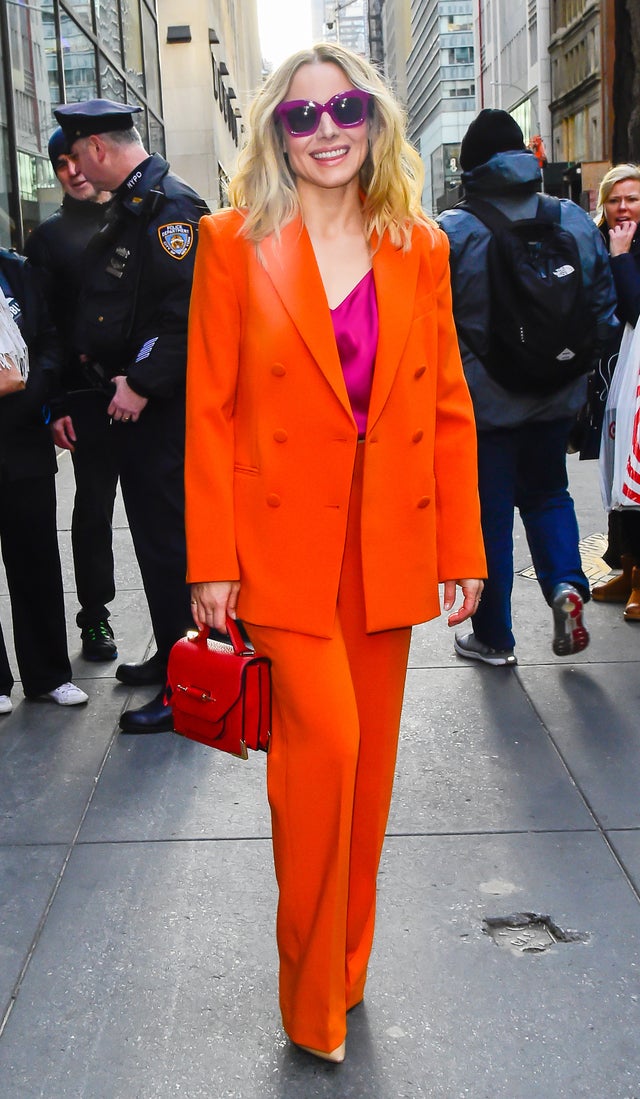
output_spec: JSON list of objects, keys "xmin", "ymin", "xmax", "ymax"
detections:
[{"xmin": 472, "ymin": 419, "xmax": 590, "ymax": 651}]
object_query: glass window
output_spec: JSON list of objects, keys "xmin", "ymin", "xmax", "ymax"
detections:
[
  {"xmin": 8, "ymin": 0, "xmax": 56, "ymax": 156},
  {"xmin": 60, "ymin": 12, "xmax": 98, "ymax": 101},
  {"xmin": 148, "ymin": 112, "xmax": 165, "ymax": 157},
  {"xmin": 0, "ymin": 27, "xmax": 14, "ymax": 249},
  {"xmin": 95, "ymin": 1, "xmax": 123, "ymax": 65},
  {"xmin": 122, "ymin": 0, "xmax": 145, "ymax": 94},
  {"xmin": 42, "ymin": 1, "xmax": 63, "ymax": 110},
  {"xmin": 18, "ymin": 150, "xmax": 60, "ymax": 243},
  {"xmin": 141, "ymin": 3, "xmax": 162, "ymax": 113},
  {"xmin": 100, "ymin": 60, "xmax": 126, "ymax": 101},
  {"xmin": 62, "ymin": 2, "xmax": 95, "ymax": 33},
  {"xmin": 126, "ymin": 89, "xmax": 149, "ymax": 148}
]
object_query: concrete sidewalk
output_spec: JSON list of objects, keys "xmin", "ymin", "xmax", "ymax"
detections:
[{"xmin": 0, "ymin": 448, "xmax": 639, "ymax": 1099}]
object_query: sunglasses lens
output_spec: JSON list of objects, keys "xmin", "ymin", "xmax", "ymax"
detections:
[
  {"xmin": 332, "ymin": 94, "xmax": 366, "ymax": 126},
  {"xmin": 284, "ymin": 104, "xmax": 318, "ymax": 134}
]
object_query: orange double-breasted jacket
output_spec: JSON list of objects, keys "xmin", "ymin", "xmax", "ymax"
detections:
[{"xmin": 185, "ymin": 208, "xmax": 486, "ymax": 637}]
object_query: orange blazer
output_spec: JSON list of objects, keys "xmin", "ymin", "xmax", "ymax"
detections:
[{"xmin": 185, "ymin": 209, "xmax": 486, "ymax": 636}]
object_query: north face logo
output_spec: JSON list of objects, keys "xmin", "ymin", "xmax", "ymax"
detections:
[
  {"xmin": 553, "ymin": 264, "xmax": 575, "ymax": 278},
  {"xmin": 556, "ymin": 348, "xmax": 577, "ymax": 361}
]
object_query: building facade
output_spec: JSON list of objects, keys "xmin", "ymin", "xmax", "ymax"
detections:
[
  {"xmin": 377, "ymin": 0, "xmax": 412, "ymax": 104},
  {"xmin": 474, "ymin": 0, "xmax": 552, "ymax": 155},
  {"xmin": 312, "ymin": 0, "xmax": 370, "ymax": 56},
  {"xmin": 407, "ymin": 0, "xmax": 475, "ymax": 215},
  {"xmin": 548, "ymin": 0, "xmax": 605, "ymax": 169},
  {"xmin": 158, "ymin": 1, "xmax": 262, "ymax": 212},
  {"xmin": 0, "ymin": 0, "xmax": 164, "ymax": 250}
]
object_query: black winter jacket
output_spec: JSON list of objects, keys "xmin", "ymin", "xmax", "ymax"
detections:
[{"xmin": 0, "ymin": 250, "xmax": 63, "ymax": 481}]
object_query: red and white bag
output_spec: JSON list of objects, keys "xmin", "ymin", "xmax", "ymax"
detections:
[{"xmin": 599, "ymin": 320, "xmax": 640, "ymax": 510}]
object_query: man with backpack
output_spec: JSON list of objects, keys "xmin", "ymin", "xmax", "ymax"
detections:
[{"xmin": 438, "ymin": 109, "xmax": 618, "ymax": 665}]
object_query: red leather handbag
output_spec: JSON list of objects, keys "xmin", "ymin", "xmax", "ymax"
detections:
[{"xmin": 166, "ymin": 617, "xmax": 271, "ymax": 759}]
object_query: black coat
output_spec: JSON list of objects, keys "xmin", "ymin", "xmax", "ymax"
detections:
[
  {"xmin": 0, "ymin": 250, "xmax": 63, "ymax": 481},
  {"xmin": 609, "ymin": 226, "xmax": 640, "ymax": 327},
  {"xmin": 75, "ymin": 153, "xmax": 209, "ymax": 399},
  {"xmin": 25, "ymin": 193, "xmax": 110, "ymax": 350}
]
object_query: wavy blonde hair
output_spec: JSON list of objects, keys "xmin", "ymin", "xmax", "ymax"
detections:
[
  {"xmin": 228, "ymin": 42, "xmax": 427, "ymax": 249},
  {"xmin": 594, "ymin": 163, "xmax": 640, "ymax": 227}
]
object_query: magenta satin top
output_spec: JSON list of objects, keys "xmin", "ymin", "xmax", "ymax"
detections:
[{"xmin": 330, "ymin": 269, "xmax": 378, "ymax": 438}]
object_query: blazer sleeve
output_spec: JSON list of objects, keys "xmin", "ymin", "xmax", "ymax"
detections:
[
  {"xmin": 429, "ymin": 228, "xmax": 486, "ymax": 581},
  {"xmin": 185, "ymin": 213, "xmax": 242, "ymax": 583}
]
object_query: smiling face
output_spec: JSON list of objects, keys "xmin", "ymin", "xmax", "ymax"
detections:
[
  {"xmin": 604, "ymin": 178, "xmax": 640, "ymax": 230},
  {"xmin": 279, "ymin": 61, "xmax": 370, "ymax": 196}
]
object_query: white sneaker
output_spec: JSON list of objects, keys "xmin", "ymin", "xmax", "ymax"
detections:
[
  {"xmin": 46, "ymin": 682, "xmax": 89, "ymax": 706},
  {"xmin": 0, "ymin": 694, "xmax": 12, "ymax": 714}
]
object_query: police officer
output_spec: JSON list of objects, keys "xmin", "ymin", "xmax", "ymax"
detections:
[
  {"xmin": 26, "ymin": 127, "xmax": 118, "ymax": 663},
  {"xmin": 54, "ymin": 99, "xmax": 210, "ymax": 733}
]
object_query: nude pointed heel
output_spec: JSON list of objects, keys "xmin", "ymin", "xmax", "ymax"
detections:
[{"xmin": 298, "ymin": 1040, "xmax": 346, "ymax": 1063}]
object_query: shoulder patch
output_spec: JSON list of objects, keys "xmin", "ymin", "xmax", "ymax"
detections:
[{"xmin": 158, "ymin": 223, "xmax": 194, "ymax": 259}]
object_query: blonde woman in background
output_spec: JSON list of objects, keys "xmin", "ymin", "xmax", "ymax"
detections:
[
  {"xmin": 592, "ymin": 164, "xmax": 640, "ymax": 618},
  {"xmin": 185, "ymin": 43, "xmax": 486, "ymax": 1062}
]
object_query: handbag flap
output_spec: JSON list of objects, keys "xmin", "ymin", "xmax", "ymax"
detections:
[{"xmin": 167, "ymin": 634, "xmax": 258, "ymax": 721}]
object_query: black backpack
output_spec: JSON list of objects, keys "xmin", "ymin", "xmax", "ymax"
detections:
[{"xmin": 458, "ymin": 194, "xmax": 597, "ymax": 394}]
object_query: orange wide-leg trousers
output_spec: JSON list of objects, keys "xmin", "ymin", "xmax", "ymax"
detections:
[{"xmin": 247, "ymin": 447, "xmax": 411, "ymax": 1052}]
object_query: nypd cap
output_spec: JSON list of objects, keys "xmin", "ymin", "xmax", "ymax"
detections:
[{"xmin": 54, "ymin": 99, "xmax": 142, "ymax": 141}]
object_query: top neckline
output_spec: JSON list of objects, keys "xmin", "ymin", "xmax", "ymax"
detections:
[{"xmin": 330, "ymin": 269, "xmax": 373, "ymax": 313}]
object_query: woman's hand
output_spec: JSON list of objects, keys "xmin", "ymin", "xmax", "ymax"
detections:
[
  {"xmin": 190, "ymin": 580, "xmax": 241, "ymax": 632},
  {"xmin": 609, "ymin": 220, "xmax": 637, "ymax": 257},
  {"xmin": 442, "ymin": 578, "xmax": 484, "ymax": 627}
]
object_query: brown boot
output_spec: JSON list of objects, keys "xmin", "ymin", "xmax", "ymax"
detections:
[
  {"xmin": 624, "ymin": 567, "xmax": 640, "ymax": 620},
  {"xmin": 592, "ymin": 554, "xmax": 635, "ymax": 603}
]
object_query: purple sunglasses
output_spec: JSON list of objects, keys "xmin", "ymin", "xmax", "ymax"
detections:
[{"xmin": 275, "ymin": 90, "xmax": 372, "ymax": 136}]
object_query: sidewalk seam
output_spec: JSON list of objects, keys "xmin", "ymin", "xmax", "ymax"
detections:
[
  {"xmin": 0, "ymin": 718, "xmax": 122, "ymax": 1039},
  {"xmin": 515, "ymin": 670, "xmax": 640, "ymax": 907}
]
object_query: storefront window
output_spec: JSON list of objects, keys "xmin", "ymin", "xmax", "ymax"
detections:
[
  {"xmin": 18, "ymin": 149, "xmax": 59, "ymax": 243},
  {"xmin": 0, "ymin": 0, "xmax": 165, "ymax": 249},
  {"xmin": 60, "ymin": 11, "xmax": 98, "ymax": 101}
]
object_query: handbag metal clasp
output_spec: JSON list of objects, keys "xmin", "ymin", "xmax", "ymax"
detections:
[{"xmin": 177, "ymin": 683, "xmax": 216, "ymax": 703}]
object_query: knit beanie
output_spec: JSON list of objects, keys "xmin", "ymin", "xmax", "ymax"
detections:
[
  {"xmin": 48, "ymin": 126, "xmax": 69, "ymax": 171},
  {"xmin": 459, "ymin": 108, "xmax": 526, "ymax": 172}
]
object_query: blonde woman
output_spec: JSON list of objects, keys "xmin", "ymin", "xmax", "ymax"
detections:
[
  {"xmin": 592, "ymin": 164, "xmax": 640, "ymax": 616},
  {"xmin": 185, "ymin": 43, "xmax": 486, "ymax": 1062}
]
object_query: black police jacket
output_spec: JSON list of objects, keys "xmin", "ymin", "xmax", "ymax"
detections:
[
  {"xmin": 75, "ymin": 153, "xmax": 209, "ymax": 399},
  {"xmin": 0, "ymin": 250, "xmax": 63, "ymax": 481}
]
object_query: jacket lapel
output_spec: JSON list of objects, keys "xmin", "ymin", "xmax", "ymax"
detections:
[
  {"xmin": 260, "ymin": 218, "xmax": 351, "ymax": 413},
  {"xmin": 368, "ymin": 229, "xmax": 421, "ymax": 431},
  {"xmin": 260, "ymin": 219, "xmax": 422, "ymax": 431}
]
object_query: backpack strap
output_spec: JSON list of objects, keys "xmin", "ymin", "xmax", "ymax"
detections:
[
  {"xmin": 535, "ymin": 193, "xmax": 562, "ymax": 226},
  {"xmin": 458, "ymin": 193, "xmax": 562, "ymax": 233}
]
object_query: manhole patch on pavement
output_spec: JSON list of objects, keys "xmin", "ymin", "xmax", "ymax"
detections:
[{"xmin": 483, "ymin": 912, "xmax": 589, "ymax": 955}]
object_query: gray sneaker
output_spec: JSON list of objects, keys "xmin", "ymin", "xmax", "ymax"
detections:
[{"xmin": 454, "ymin": 632, "xmax": 517, "ymax": 666}]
